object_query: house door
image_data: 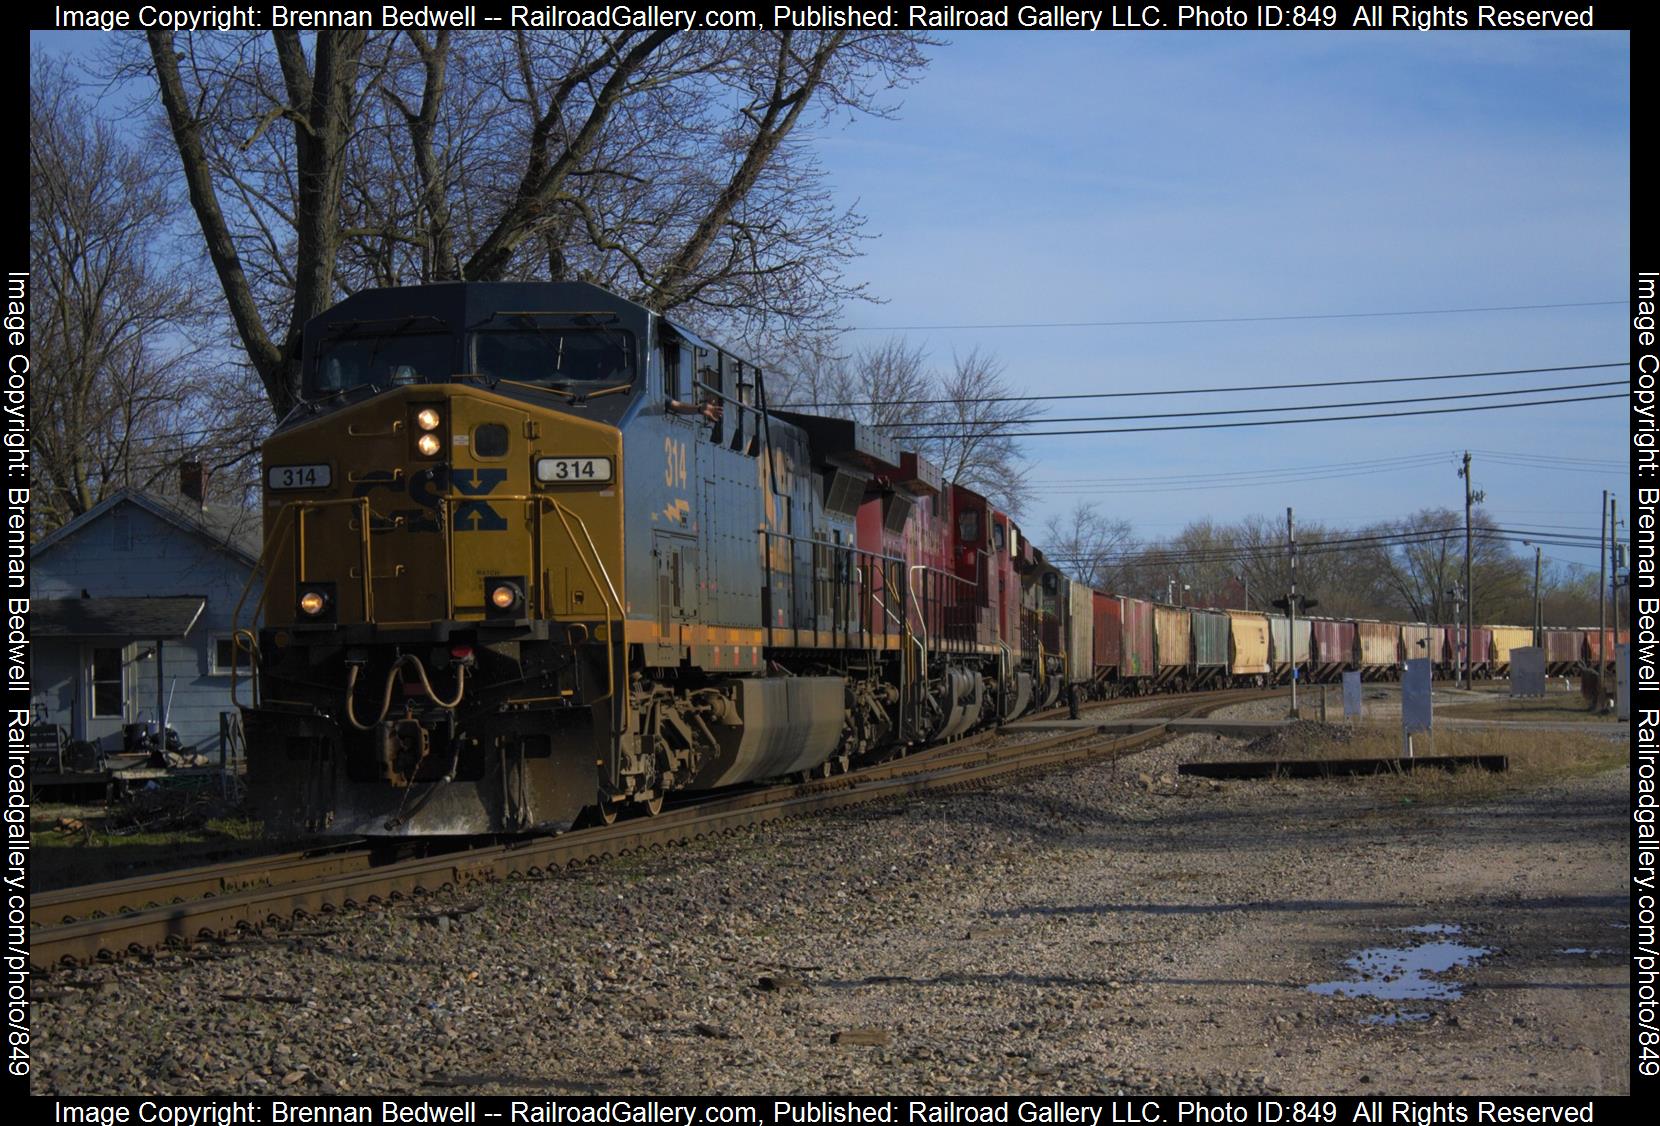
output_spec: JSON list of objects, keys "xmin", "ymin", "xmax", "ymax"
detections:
[{"xmin": 80, "ymin": 642, "xmax": 133, "ymax": 749}]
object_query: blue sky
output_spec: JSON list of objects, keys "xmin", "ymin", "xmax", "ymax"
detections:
[
  {"xmin": 811, "ymin": 31, "xmax": 1630, "ymax": 575},
  {"xmin": 32, "ymin": 29, "xmax": 1630, "ymax": 577}
]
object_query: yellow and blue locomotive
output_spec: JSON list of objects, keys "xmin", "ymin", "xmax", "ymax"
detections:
[{"xmin": 243, "ymin": 282, "xmax": 1047, "ymax": 835}]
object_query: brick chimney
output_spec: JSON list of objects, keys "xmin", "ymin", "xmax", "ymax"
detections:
[{"xmin": 179, "ymin": 460, "xmax": 208, "ymax": 507}]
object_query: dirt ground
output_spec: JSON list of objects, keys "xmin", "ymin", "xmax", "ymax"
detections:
[{"xmin": 30, "ymin": 725, "xmax": 1630, "ymax": 1096}]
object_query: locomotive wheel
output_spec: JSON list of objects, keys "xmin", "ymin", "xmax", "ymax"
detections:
[
  {"xmin": 643, "ymin": 794, "xmax": 664, "ymax": 817},
  {"xmin": 596, "ymin": 800, "xmax": 621, "ymax": 827}
]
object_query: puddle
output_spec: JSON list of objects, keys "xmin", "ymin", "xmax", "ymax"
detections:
[
  {"xmin": 1309, "ymin": 940, "xmax": 1492, "ymax": 1001},
  {"xmin": 1557, "ymin": 947, "xmax": 1617, "ymax": 956},
  {"xmin": 1610, "ymin": 922, "xmax": 1630, "ymax": 930},
  {"xmin": 1399, "ymin": 923, "xmax": 1463, "ymax": 936},
  {"xmin": 1363, "ymin": 1011, "xmax": 1432, "ymax": 1026}
]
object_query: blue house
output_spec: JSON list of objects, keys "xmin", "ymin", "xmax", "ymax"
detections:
[{"xmin": 31, "ymin": 487, "xmax": 264, "ymax": 756}]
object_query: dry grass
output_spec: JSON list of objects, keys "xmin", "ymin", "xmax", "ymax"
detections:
[
  {"xmin": 1237, "ymin": 722, "xmax": 1626, "ymax": 805},
  {"xmin": 1435, "ymin": 693, "xmax": 1605, "ymax": 723}
]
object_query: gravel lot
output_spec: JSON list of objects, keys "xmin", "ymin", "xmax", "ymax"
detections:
[{"xmin": 31, "ymin": 728, "xmax": 1629, "ymax": 1096}]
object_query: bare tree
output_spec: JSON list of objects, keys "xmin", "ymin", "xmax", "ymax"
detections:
[
  {"xmin": 910, "ymin": 349, "xmax": 1035, "ymax": 516},
  {"xmin": 136, "ymin": 30, "xmax": 933, "ymax": 414},
  {"xmin": 825, "ymin": 338, "xmax": 935, "ymax": 429},
  {"xmin": 1366, "ymin": 507, "xmax": 1525, "ymax": 623},
  {"xmin": 28, "ymin": 55, "xmax": 248, "ymax": 535},
  {"xmin": 1042, "ymin": 501, "xmax": 1135, "ymax": 591},
  {"xmin": 774, "ymin": 339, "xmax": 1038, "ymax": 516}
]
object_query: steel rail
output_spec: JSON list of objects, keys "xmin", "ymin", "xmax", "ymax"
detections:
[
  {"xmin": 29, "ymin": 842, "xmax": 374, "ymax": 927},
  {"xmin": 31, "ymin": 687, "xmax": 1278, "ymax": 968}
]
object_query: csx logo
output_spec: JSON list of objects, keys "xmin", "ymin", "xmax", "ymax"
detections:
[{"xmin": 353, "ymin": 467, "xmax": 509, "ymax": 532}]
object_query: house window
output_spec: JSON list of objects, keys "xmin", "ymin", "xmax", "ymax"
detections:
[
  {"xmin": 90, "ymin": 646, "xmax": 123, "ymax": 718},
  {"xmin": 211, "ymin": 637, "xmax": 253, "ymax": 675}
]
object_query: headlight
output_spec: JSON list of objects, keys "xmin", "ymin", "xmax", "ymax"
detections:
[
  {"xmin": 486, "ymin": 578, "xmax": 524, "ymax": 618},
  {"xmin": 296, "ymin": 584, "xmax": 335, "ymax": 622},
  {"xmin": 416, "ymin": 433, "xmax": 443, "ymax": 457},
  {"xmin": 299, "ymin": 591, "xmax": 327, "ymax": 616},
  {"xmin": 416, "ymin": 408, "xmax": 442, "ymax": 431}
]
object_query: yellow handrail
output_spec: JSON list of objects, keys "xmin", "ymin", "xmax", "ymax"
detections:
[{"xmin": 229, "ymin": 496, "xmax": 372, "ymax": 709}]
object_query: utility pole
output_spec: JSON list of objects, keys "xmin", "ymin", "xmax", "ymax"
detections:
[
  {"xmin": 1596, "ymin": 490, "xmax": 1607, "ymax": 713},
  {"xmin": 1606, "ymin": 494, "xmax": 1617, "ymax": 709},
  {"xmin": 1447, "ymin": 584, "xmax": 1464, "ymax": 685},
  {"xmin": 1288, "ymin": 507, "xmax": 1299, "ymax": 718},
  {"xmin": 1457, "ymin": 452, "xmax": 1484, "ymax": 691},
  {"xmin": 1530, "ymin": 543, "xmax": 1542, "ymax": 647}
]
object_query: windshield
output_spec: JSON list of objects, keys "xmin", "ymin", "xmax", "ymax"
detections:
[
  {"xmin": 474, "ymin": 327, "xmax": 636, "ymax": 385},
  {"xmin": 310, "ymin": 332, "xmax": 449, "ymax": 397}
]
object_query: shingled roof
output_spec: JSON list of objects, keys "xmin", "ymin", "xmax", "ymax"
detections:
[
  {"xmin": 31, "ymin": 596, "xmax": 206, "ymax": 639},
  {"xmin": 34, "ymin": 489, "xmax": 262, "ymax": 568}
]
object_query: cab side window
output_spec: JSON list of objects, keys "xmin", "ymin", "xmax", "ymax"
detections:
[{"xmin": 663, "ymin": 341, "xmax": 688, "ymax": 403}]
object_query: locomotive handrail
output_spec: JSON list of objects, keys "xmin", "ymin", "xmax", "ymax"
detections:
[
  {"xmin": 693, "ymin": 378, "xmax": 765, "ymax": 454},
  {"xmin": 229, "ymin": 628, "xmax": 260, "ymax": 710},
  {"xmin": 906, "ymin": 564, "xmax": 932, "ymax": 684},
  {"xmin": 228, "ymin": 496, "xmax": 373, "ymax": 709},
  {"xmin": 693, "ymin": 379, "xmax": 765, "ymax": 417},
  {"xmin": 544, "ymin": 498, "xmax": 627, "ymax": 791},
  {"xmin": 753, "ymin": 525, "xmax": 907, "ymax": 565},
  {"xmin": 758, "ymin": 528, "xmax": 908, "ymax": 649}
]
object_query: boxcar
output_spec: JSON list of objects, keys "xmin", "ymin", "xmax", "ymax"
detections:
[
  {"xmin": 1269, "ymin": 616, "xmax": 1311, "ymax": 684},
  {"xmin": 1121, "ymin": 596, "xmax": 1157, "ymax": 687},
  {"xmin": 1191, "ymin": 609, "xmax": 1230, "ymax": 686},
  {"xmin": 1152, "ymin": 605, "xmax": 1192, "ymax": 688},
  {"xmin": 1091, "ymin": 592, "xmax": 1123, "ymax": 687},
  {"xmin": 1309, "ymin": 618, "xmax": 1355, "ymax": 682},
  {"xmin": 1450, "ymin": 626, "xmax": 1493, "ymax": 678},
  {"xmin": 1489, "ymin": 626, "xmax": 1533, "ymax": 675},
  {"xmin": 1355, "ymin": 620, "xmax": 1400, "ymax": 680},
  {"xmin": 1225, "ymin": 609, "xmax": 1271, "ymax": 682},
  {"xmin": 1066, "ymin": 579, "xmax": 1095, "ymax": 691},
  {"xmin": 1400, "ymin": 624, "xmax": 1436, "ymax": 665},
  {"xmin": 1583, "ymin": 628, "xmax": 1629, "ymax": 666},
  {"xmin": 1543, "ymin": 629, "xmax": 1584, "ymax": 674}
]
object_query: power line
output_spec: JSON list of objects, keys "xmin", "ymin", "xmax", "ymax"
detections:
[
  {"xmin": 1032, "ymin": 450, "xmax": 1456, "ymax": 487},
  {"xmin": 843, "ymin": 299, "xmax": 1625, "ymax": 332},
  {"xmin": 893, "ymin": 392, "xmax": 1624, "ymax": 439},
  {"xmin": 1476, "ymin": 451, "xmax": 1631, "ymax": 476},
  {"xmin": 880, "ymin": 380, "xmax": 1621, "ymax": 430},
  {"xmin": 1471, "ymin": 448, "xmax": 1628, "ymax": 468},
  {"xmin": 1047, "ymin": 522, "xmax": 1473, "ymax": 564},
  {"xmin": 780, "ymin": 361, "xmax": 1625, "ymax": 410},
  {"xmin": 1044, "ymin": 458, "xmax": 1457, "ymax": 496},
  {"xmin": 1042, "ymin": 522, "xmax": 1603, "ymax": 568}
]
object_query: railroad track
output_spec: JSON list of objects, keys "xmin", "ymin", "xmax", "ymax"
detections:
[{"xmin": 30, "ymin": 685, "xmax": 1281, "ymax": 968}]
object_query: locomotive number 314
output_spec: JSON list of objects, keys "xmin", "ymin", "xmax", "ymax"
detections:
[{"xmin": 664, "ymin": 437, "xmax": 687, "ymax": 488}]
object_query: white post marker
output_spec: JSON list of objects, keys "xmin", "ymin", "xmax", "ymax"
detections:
[
  {"xmin": 1401, "ymin": 658, "xmax": 1433, "ymax": 760},
  {"xmin": 1341, "ymin": 670, "xmax": 1362, "ymax": 720}
]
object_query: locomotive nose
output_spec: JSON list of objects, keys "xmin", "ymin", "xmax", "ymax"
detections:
[{"xmin": 262, "ymin": 385, "xmax": 624, "ymax": 630}]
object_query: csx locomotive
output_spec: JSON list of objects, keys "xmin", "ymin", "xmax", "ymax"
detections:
[{"xmin": 242, "ymin": 281, "xmax": 1062, "ymax": 836}]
